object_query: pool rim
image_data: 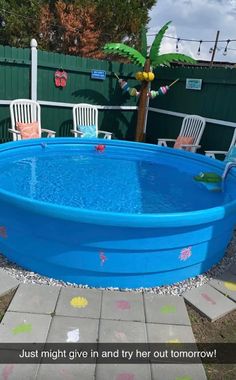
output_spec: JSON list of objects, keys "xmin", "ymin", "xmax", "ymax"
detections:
[{"xmin": 0, "ymin": 137, "xmax": 236, "ymax": 228}]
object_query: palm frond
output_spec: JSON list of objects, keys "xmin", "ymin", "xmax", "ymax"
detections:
[
  {"xmin": 103, "ymin": 43, "xmax": 145, "ymax": 66},
  {"xmin": 152, "ymin": 53, "xmax": 196, "ymax": 68},
  {"xmin": 149, "ymin": 21, "xmax": 172, "ymax": 64},
  {"xmin": 140, "ymin": 25, "xmax": 147, "ymax": 57}
]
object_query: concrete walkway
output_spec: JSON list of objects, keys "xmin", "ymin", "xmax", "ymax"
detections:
[{"xmin": 0, "ymin": 266, "xmax": 236, "ymax": 380}]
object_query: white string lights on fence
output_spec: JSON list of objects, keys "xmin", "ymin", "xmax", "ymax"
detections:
[{"xmin": 147, "ymin": 32, "xmax": 236, "ymax": 57}]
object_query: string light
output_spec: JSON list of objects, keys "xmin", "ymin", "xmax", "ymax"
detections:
[
  {"xmin": 223, "ymin": 39, "xmax": 230, "ymax": 56},
  {"xmin": 197, "ymin": 40, "xmax": 202, "ymax": 56},
  {"xmin": 148, "ymin": 31, "xmax": 236, "ymax": 56},
  {"xmin": 175, "ymin": 38, "xmax": 180, "ymax": 52}
]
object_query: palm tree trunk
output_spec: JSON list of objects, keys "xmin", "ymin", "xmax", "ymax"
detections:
[{"xmin": 135, "ymin": 57, "xmax": 150, "ymax": 142}]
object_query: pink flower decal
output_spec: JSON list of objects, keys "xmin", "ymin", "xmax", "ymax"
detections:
[
  {"xmin": 179, "ymin": 246, "xmax": 192, "ymax": 261},
  {"xmin": 99, "ymin": 250, "xmax": 107, "ymax": 266},
  {"xmin": 116, "ymin": 300, "xmax": 131, "ymax": 310},
  {"xmin": 2, "ymin": 364, "xmax": 14, "ymax": 380},
  {"xmin": 116, "ymin": 374, "xmax": 135, "ymax": 380},
  {"xmin": 0, "ymin": 226, "xmax": 7, "ymax": 239},
  {"xmin": 201, "ymin": 293, "xmax": 216, "ymax": 305}
]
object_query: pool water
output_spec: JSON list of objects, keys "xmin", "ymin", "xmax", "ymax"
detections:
[{"xmin": 0, "ymin": 151, "xmax": 232, "ymax": 214}]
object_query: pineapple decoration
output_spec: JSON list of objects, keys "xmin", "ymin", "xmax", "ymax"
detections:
[{"xmin": 103, "ymin": 21, "xmax": 195, "ymax": 142}]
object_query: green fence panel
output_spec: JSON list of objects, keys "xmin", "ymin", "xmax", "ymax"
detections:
[
  {"xmin": 146, "ymin": 66, "xmax": 236, "ymax": 154},
  {"xmin": 1, "ymin": 44, "xmax": 236, "ymax": 150},
  {"xmin": 37, "ymin": 50, "xmax": 139, "ymax": 139},
  {"xmin": 0, "ymin": 45, "xmax": 31, "ymax": 143}
]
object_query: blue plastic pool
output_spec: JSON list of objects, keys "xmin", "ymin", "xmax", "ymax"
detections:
[{"xmin": 0, "ymin": 138, "xmax": 236, "ymax": 288}]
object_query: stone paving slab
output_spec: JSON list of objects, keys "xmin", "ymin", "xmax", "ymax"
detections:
[
  {"xmin": 0, "ymin": 363, "xmax": 39, "ymax": 380},
  {"xmin": 183, "ymin": 284, "xmax": 236, "ymax": 322},
  {"xmin": 144, "ymin": 294, "xmax": 191, "ymax": 326},
  {"xmin": 55, "ymin": 287, "xmax": 102, "ymax": 319},
  {"xmin": 151, "ymin": 363, "xmax": 207, "ymax": 380},
  {"xmin": 46, "ymin": 316, "xmax": 99, "ymax": 343},
  {"xmin": 0, "ymin": 312, "xmax": 51, "ymax": 343},
  {"xmin": 36, "ymin": 363, "xmax": 95, "ymax": 380},
  {"xmin": 146, "ymin": 323, "xmax": 196, "ymax": 343},
  {"xmin": 96, "ymin": 363, "xmax": 152, "ymax": 380},
  {"xmin": 101, "ymin": 290, "xmax": 145, "ymax": 322},
  {"xmin": 8, "ymin": 283, "xmax": 61, "ymax": 315},
  {"xmin": 99, "ymin": 319, "xmax": 147, "ymax": 343},
  {"xmin": 209, "ymin": 271, "xmax": 236, "ymax": 302},
  {"xmin": 0, "ymin": 269, "xmax": 19, "ymax": 296},
  {"xmin": 229, "ymin": 263, "xmax": 236, "ymax": 275}
]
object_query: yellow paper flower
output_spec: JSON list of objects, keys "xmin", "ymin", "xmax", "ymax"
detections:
[{"xmin": 70, "ymin": 296, "xmax": 88, "ymax": 308}]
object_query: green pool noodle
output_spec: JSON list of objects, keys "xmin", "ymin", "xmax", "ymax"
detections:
[{"xmin": 194, "ymin": 172, "xmax": 222, "ymax": 183}]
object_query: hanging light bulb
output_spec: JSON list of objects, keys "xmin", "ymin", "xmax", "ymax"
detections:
[
  {"xmin": 176, "ymin": 38, "xmax": 180, "ymax": 52},
  {"xmin": 223, "ymin": 39, "xmax": 230, "ymax": 56},
  {"xmin": 197, "ymin": 40, "xmax": 202, "ymax": 56}
]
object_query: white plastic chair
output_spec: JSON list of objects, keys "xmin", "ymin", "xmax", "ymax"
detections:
[
  {"xmin": 205, "ymin": 128, "xmax": 236, "ymax": 159},
  {"xmin": 157, "ymin": 115, "xmax": 206, "ymax": 153},
  {"xmin": 9, "ymin": 99, "xmax": 56, "ymax": 141},
  {"xmin": 71, "ymin": 103, "xmax": 112, "ymax": 139}
]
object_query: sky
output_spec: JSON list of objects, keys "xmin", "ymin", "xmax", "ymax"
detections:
[{"xmin": 148, "ymin": 0, "xmax": 236, "ymax": 63}]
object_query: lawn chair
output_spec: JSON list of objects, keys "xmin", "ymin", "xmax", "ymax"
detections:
[
  {"xmin": 157, "ymin": 114, "xmax": 206, "ymax": 153},
  {"xmin": 205, "ymin": 128, "xmax": 236, "ymax": 159},
  {"xmin": 71, "ymin": 103, "xmax": 112, "ymax": 139},
  {"xmin": 9, "ymin": 99, "xmax": 56, "ymax": 141}
]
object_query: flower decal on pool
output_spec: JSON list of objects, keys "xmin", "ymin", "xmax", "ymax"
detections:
[
  {"xmin": 95, "ymin": 144, "xmax": 106, "ymax": 153},
  {"xmin": 99, "ymin": 250, "xmax": 107, "ymax": 266},
  {"xmin": 0, "ymin": 226, "xmax": 7, "ymax": 238},
  {"xmin": 179, "ymin": 247, "xmax": 192, "ymax": 261},
  {"xmin": 70, "ymin": 296, "xmax": 88, "ymax": 308}
]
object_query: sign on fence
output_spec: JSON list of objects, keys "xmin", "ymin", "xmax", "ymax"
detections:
[
  {"xmin": 91, "ymin": 70, "xmax": 106, "ymax": 80},
  {"xmin": 186, "ymin": 78, "xmax": 202, "ymax": 90}
]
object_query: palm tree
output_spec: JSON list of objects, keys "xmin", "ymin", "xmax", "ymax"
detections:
[{"xmin": 103, "ymin": 21, "xmax": 195, "ymax": 142}]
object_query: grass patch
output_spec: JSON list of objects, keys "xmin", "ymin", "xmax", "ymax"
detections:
[
  {"xmin": 187, "ymin": 304, "xmax": 236, "ymax": 380},
  {"xmin": 0, "ymin": 289, "xmax": 17, "ymax": 322}
]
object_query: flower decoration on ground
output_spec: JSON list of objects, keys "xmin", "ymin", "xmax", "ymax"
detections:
[{"xmin": 70, "ymin": 296, "xmax": 88, "ymax": 308}]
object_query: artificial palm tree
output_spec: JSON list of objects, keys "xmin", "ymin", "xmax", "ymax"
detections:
[{"xmin": 103, "ymin": 21, "xmax": 195, "ymax": 142}]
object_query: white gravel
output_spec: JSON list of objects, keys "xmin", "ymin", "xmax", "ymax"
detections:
[{"xmin": 0, "ymin": 231, "xmax": 236, "ymax": 296}]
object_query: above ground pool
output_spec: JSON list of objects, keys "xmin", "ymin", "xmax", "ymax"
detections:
[{"xmin": 0, "ymin": 138, "xmax": 236, "ymax": 288}]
